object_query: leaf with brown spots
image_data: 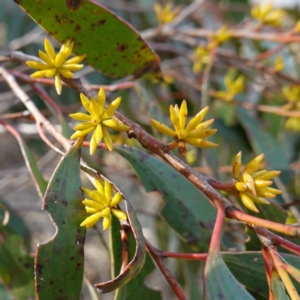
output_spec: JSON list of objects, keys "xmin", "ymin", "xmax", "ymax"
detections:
[
  {"xmin": 114, "ymin": 145, "xmax": 216, "ymax": 252},
  {"xmin": 35, "ymin": 139, "xmax": 85, "ymax": 299},
  {"xmin": 14, "ymin": 0, "xmax": 161, "ymax": 78}
]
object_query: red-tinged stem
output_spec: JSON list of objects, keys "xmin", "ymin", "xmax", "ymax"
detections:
[
  {"xmin": 0, "ymin": 67, "xmax": 70, "ymax": 151},
  {"xmin": 208, "ymin": 179, "xmax": 236, "ymax": 193},
  {"xmin": 261, "ymin": 247, "xmax": 274, "ymax": 300},
  {"xmin": 256, "ymin": 44, "xmax": 285, "ymax": 61},
  {"xmin": 269, "ymin": 247, "xmax": 300, "ymax": 300},
  {"xmin": 0, "ymin": 110, "xmax": 32, "ymax": 120},
  {"xmin": 11, "ymin": 71, "xmax": 136, "ymax": 93},
  {"xmin": 163, "ymin": 141, "xmax": 178, "ymax": 152},
  {"xmin": 282, "ymin": 264, "xmax": 300, "ymax": 284},
  {"xmin": 255, "ymin": 227, "xmax": 300, "ymax": 257},
  {"xmin": 31, "ymin": 84, "xmax": 62, "ymax": 117},
  {"xmin": 145, "ymin": 240, "xmax": 187, "ymax": 300},
  {"xmin": 36, "ymin": 122, "xmax": 64, "ymax": 155},
  {"xmin": 209, "ymin": 208, "xmax": 225, "ymax": 251},
  {"xmin": 120, "ymin": 227, "xmax": 129, "ymax": 273},
  {"xmin": 10, "ymin": 71, "xmax": 67, "ymax": 87},
  {"xmin": 227, "ymin": 208, "xmax": 300, "ymax": 237},
  {"xmin": 160, "ymin": 252, "xmax": 207, "ymax": 261}
]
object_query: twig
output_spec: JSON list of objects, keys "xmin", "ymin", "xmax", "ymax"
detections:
[
  {"xmin": 0, "ymin": 66, "xmax": 70, "ymax": 151},
  {"xmin": 145, "ymin": 240, "xmax": 187, "ymax": 300},
  {"xmin": 201, "ymin": 48, "xmax": 215, "ymax": 107},
  {"xmin": 227, "ymin": 208, "xmax": 300, "ymax": 237}
]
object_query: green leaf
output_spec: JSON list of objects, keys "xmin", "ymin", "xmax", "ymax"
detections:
[
  {"xmin": 271, "ymin": 271, "xmax": 289, "ymax": 300},
  {"xmin": 35, "ymin": 139, "xmax": 86, "ymax": 299},
  {"xmin": 125, "ymin": 235, "xmax": 161, "ymax": 299},
  {"xmin": 0, "ymin": 200, "xmax": 35, "ymax": 300},
  {"xmin": 205, "ymin": 249, "xmax": 255, "ymax": 300},
  {"xmin": 236, "ymin": 107, "xmax": 289, "ymax": 170},
  {"xmin": 15, "ymin": 0, "xmax": 160, "ymax": 78},
  {"xmin": 18, "ymin": 138, "xmax": 48, "ymax": 197},
  {"xmin": 84, "ymin": 276, "xmax": 99, "ymax": 300},
  {"xmin": 223, "ymin": 251, "xmax": 300, "ymax": 299},
  {"xmin": 114, "ymin": 145, "xmax": 216, "ymax": 251},
  {"xmin": 95, "ymin": 195, "xmax": 146, "ymax": 293},
  {"xmin": 0, "ymin": 198, "xmax": 30, "ymax": 241}
]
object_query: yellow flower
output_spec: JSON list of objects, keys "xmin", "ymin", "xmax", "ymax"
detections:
[
  {"xmin": 150, "ymin": 100, "xmax": 218, "ymax": 158},
  {"xmin": 285, "ymin": 115, "xmax": 300, "ymax": 131},
  {"xmin": 294, "ymin": 20, "xmax": 300, "ymax": 33},
  {"xmin": 251, "ymin": 3, "xmax": 285, "ymax": 27},
  {"xmin": 214, "ymin": 72, "xmax": 245, "ymax": 102},
  {"xmin": 282, "ymin": 85, "xmax": 300, "ymax": 131},
  {"xmin": 26, "ymin": 38, "xmax": 85, "ymax": 95},
  {"xmin": 232, "ymin": 152, "xmax": 282, "ymax": 213},
  {"xmin": 69, "ymin": 88, "xmax": 130, "ymax": 155},
  {"xmin": 80, "ymin": 179, "xmax": 127, "ymax": 230},
  {"xmin": 274, "ymin": 56, "xmax": 284, "ymax": 72},
  {"xmin": 282, "ymin": 85, "xmax": 300, "ymax": 103},
  {"xmin": 193, "ymin": 46, "xmax": 211, "ymax": 74},
  {"xmin": 154, "ymin": 2, "xmax": 180, "ymax": 25},
  {"xmin": 208, "ymin": 26, "xmax": 232, "ymax": 50}
]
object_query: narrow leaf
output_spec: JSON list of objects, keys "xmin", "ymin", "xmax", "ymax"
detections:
[
  {"xmin": 35, "ymin": 139, "xmax": 86, "ymax": 299},
  {"xmin": 205, "ymin": 249, "xmax": 255, "ymax": 300},
  {"xmin": 114, "ymin": 145, "xmax": 216, "ymax": 251},
  {"xmin": 223, "ymin": 251, "xmax": 300, "ymax": 299},
  {"xmin": 0, "ymin": 199, "xmax": 35, "ymax": 300},
  {"xmin": 271, "ymin": 270, "xmax": 289, "ymax": 300},
  {"xmin": 0, "ymin": 121, "xmax": 47, "ymax": 198}
]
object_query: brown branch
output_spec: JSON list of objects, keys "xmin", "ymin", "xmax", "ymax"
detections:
[{"xmin": 145, "ymin": 240, "xmax": 187, "ymax": 300}]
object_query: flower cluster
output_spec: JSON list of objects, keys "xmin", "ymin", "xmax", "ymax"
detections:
[
  {"xmin": 282, "ymin": 85, "xmax": 300, "ymax": 131},
  {"xmin": 80, "ymin": 178, "xmax": 127, "ymax": 230},
  {"xmin": 232, "ymin": 152, "xmax": 282, "ymax": 213},
  {"xmin": 209, "ymin": 26, "xmax": 232, "ymax": 49},
  {"xmin": 193, "ymin": 47, "xmax": 210, "ymax": 74},
  {"xmin": 251, "ymin": 3, "xmax": 285, "ymax": 27},
  {"xmin": 274, "ymin": 56, "xmax": 284, "ymax": 72},
  {"xmin": 26, "ymin": 38, "xmax": 85, "ymax": 95},
  {"xmin": 154, "ymin": 2, "xmax": 180, "ymax": 25},
  {"xmin": 214, "ymin": 72, "xmax": 245, "ymax": 102},
  {"xmin": 150, "ymin": 100, "xmax": 218, "ymax": 158},
  {"xmin": 70, "ymin": 88, "xmax": 130, "ymax": 155},
  {"xmin": 193, "ymin": 26, "xmax": 231, "ymax": 74}
]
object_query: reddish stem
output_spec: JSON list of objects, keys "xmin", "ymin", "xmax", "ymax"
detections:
[
  {"xmin": 208, "ymin": 207, "xmax": 225, "ymax": 251},
  {"xmin": 255, "ymin": 227, "xmax": 300, "ymax": 256},
  {"xmin": 160, "ymin": 251, "xmax": 207, "ymax": 261},
  {"xmin": 261, "ymin": 247, "xmax": 274, "ymax": 300},
  {"xmin": 120, "ymin": 227, "xmax": 129, "ymax": 273},
  {"xmin": 227, "ymin": 208, "xmax": 300, "ymax": 237},
  {"xmin": 32, "ymin": 84, "xmax": 62, "ymax": 116},
  {"xmin": 208, "ymin": 179, "xmax": 236, "ymax": 193},
  {"xmin": 145, "ymin": 240, "xmax": 187, "ymax": 300}
]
